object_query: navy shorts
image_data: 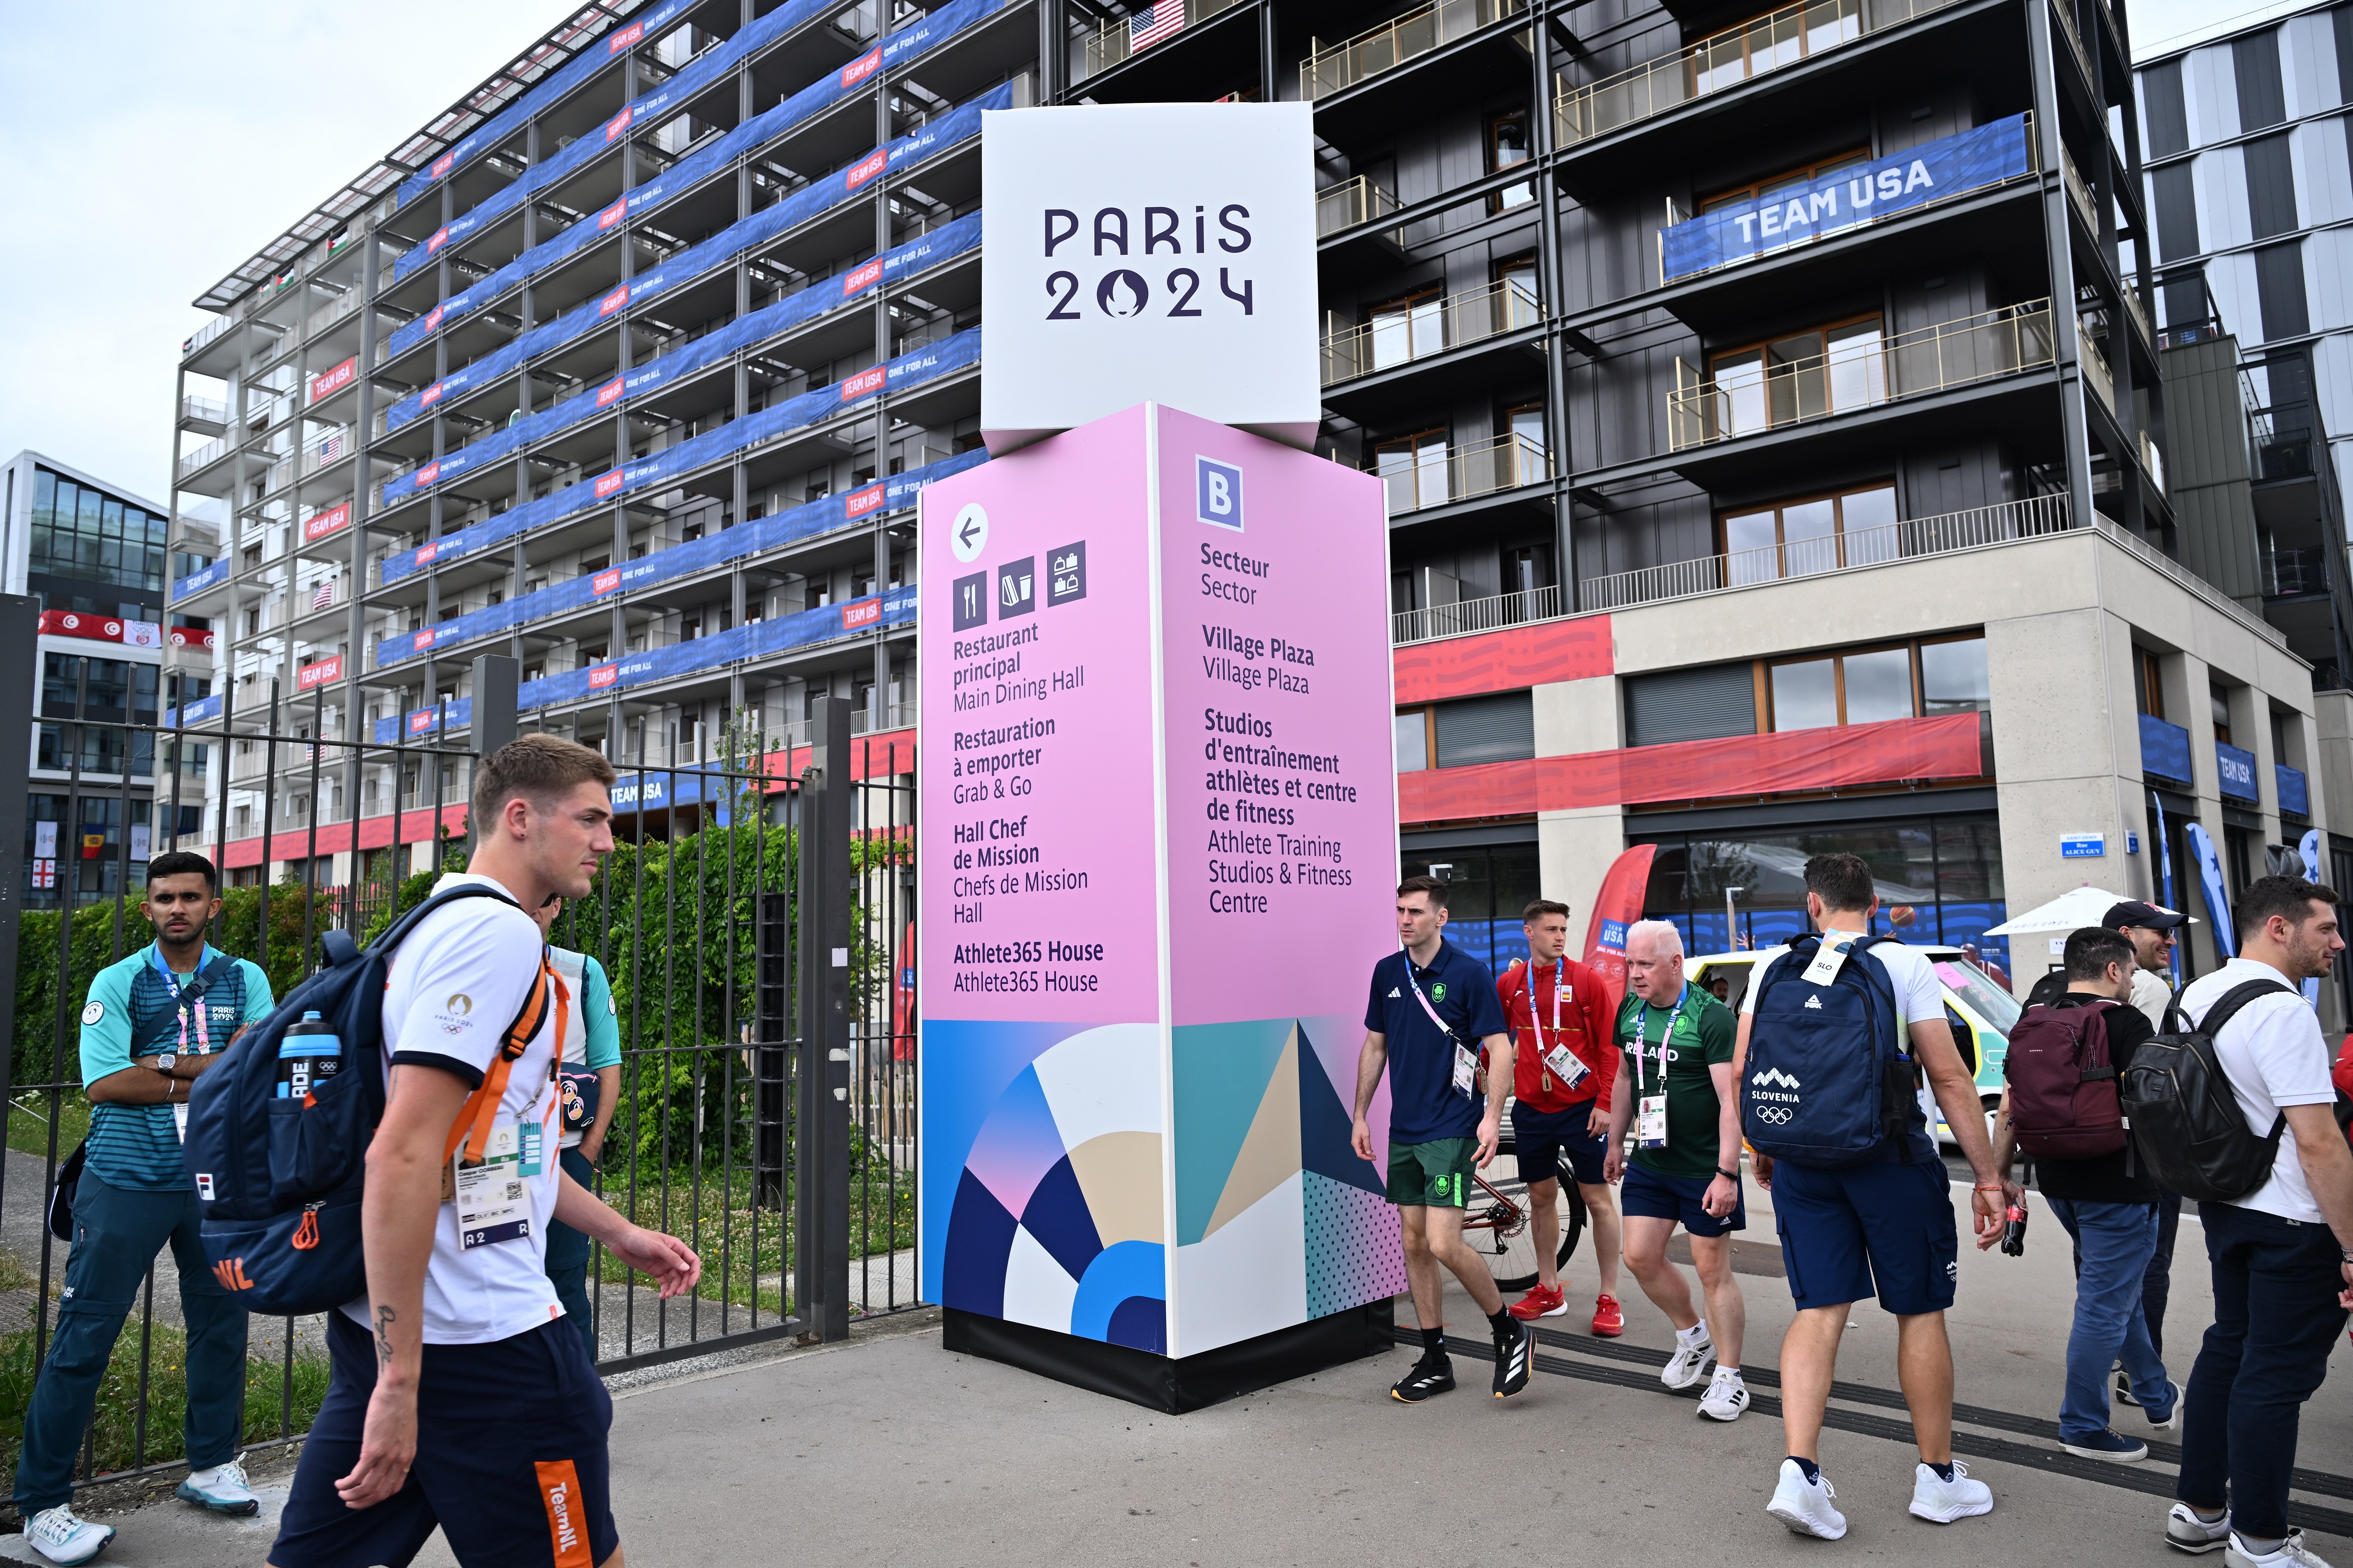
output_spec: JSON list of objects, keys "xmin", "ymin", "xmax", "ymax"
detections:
[
  {"xmin": 1621, "ymin": 1161, "xmax": 1745, "ymax": 1237},
  {"xmin": 1771, "ymin": 1156, "xmax": 1959, "ymax": 1315},
  {"xmin": 1511, "ymin": 1100, "xmax": 1609, "ymax": 1187},
  {"xmin": 272, "ymin": 1313, "xmax": 618, "ymax": 1568}
]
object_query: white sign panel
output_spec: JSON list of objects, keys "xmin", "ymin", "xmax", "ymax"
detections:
[{"xmin": 980, "ymin": 102, "xmax": 1319, "ymax": 455}]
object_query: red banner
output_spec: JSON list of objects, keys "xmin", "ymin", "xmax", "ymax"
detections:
[
  {"xmin": 1580, "ymin": 844, "xmax": 1657, "ymax": 1023},
  {"xmin": 309, "ymin": 356, "xmax": 357, "ymax": 403},
  {"xmin": 891, "ymin": 920, "xmax": 916, "ymax": 1062},
  {"xmin": 39, "ymin": 611, "xmax": 163, "ymax": 649},
  {"xmin": 1392, "ymin": 613, "xmax": 1612, "ymax": 706},
  {"xmin": 298, "ymin": 655, "xmax": 342, "ymax": 689},
  {"xmin": 302, "ymin": 504, "xmax": 351, "ymax": 542}
]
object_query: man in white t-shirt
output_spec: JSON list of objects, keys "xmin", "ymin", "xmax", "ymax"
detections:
[
  {"xmin": 269, "ymin": 736, "xmax": 701, "ymax": 1568},
  {"xmin": 1734, "ymin": 853, "xmax": 2015, "ymax": 1542},
  {"xmin": 2159, "ymin": 876, "xmax": 2353, "ymax": 1568}
]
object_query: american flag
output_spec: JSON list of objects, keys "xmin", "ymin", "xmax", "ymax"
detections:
[
  {"xmin": 1129, "ymin": 0, "xmax": 1184, "ymax": 51},
  {"xmin": 318, "ymin": 432, "xmax": 345, "ymax": 462},
  {"xmin": 312, "ymin": 577, "xmax": 337, "ymax": 610}
]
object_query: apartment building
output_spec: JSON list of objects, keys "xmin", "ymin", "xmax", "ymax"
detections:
[
  {"xmin": 162, "ymin": 0, "xmax": 2345, "ymax": 1004},
  {"xmin": 4, "ymin": 451, "xmax": 215, "ymax": 906}
]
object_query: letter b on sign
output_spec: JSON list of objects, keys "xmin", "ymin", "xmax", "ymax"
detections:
[{"xmin": 1197, "ymin": 457, "xmax": 1243, "ymax": 531}]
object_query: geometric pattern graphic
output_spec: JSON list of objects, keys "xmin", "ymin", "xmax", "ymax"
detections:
[
  {"xmin": 1305, "ymin": 1172, "xmax": 1405, "ymax": 1317},
  {"xmin": 925, "ymin": 1021, "xmax": 1166, "ymax": 1352}
]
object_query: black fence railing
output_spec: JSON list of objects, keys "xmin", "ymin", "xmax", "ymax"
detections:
[{"xmin": 0, "ymin": 588, "xmax": 919, "ymax": 1504}]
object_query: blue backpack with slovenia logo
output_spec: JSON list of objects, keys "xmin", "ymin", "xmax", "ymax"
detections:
[
  {"xmin": 1742, "ymin": 933, "xmax": 1917, "ymax": 1166},
  {"xmin": 182, "ymin": 883, "xmax": 538, "ymax": 1315}
]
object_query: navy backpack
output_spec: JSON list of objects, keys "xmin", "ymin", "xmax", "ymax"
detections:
[
  {"xmin": 1742, "ymin": 933, "xmax": 1918, "ymax": 1167},
  {"xmin": 183, "ymin": 883, "xmax": 547, "ymax": 1316}
]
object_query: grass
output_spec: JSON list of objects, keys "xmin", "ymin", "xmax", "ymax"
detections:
[
  {"xmin": 0, "ymin": 1320, "xmax": 329, "ymax": 1494},
  {"xmin": 6, "ymin": 1095, "xmax": 91, "ymax": 1163}
]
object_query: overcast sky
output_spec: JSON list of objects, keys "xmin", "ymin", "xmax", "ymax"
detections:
[{"xmin": 0, "ymin": 0, "xmax": 2296, "ymax": 510}]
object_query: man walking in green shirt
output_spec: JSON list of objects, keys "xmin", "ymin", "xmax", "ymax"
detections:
[
  {"xmin": 1604, "ymin": 919, "xmax": 1751, "ymax": 1422},
  {"xmin": 17, "ymin": 853, "xmax": 274, "ymax": 1566}
]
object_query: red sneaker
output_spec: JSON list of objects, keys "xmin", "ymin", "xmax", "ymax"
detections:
[
  {"xmin": 1508, "ymin": 1283, "xmax": 1567, "ymax": 1321},
  {"xmin": 1591, "ymin": 1294, "xmax": 1625, "ymax": 1337}
]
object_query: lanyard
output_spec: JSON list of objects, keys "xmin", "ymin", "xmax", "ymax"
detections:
[
  {"xmin": 1634, "ymin": 983, "xmax": 1689, "ymax": 1098},
  {"xmin": 152, "ymin": 943, "xmax": 216, "ymax": 1000},
  {"xmin": 1401, "ymin": 950, "xmax": 1458, "ymax": 1044},
  {"xmin": 1523, "ymin": 961, "xmax": 1568, "ymax": 1045}
]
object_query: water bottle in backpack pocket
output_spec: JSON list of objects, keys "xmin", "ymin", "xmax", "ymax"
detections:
[
  {"xmin": 1742, "ymin": 934, "xmax": 1916, "ymax": 1166},
  {"xmin": 2002, "ymin": 997, "xmax": 2127, "ymax": 1160},
  {"xmin": 2118, "ymin": 978, "xmax": 2294, "ymax": 1204}
]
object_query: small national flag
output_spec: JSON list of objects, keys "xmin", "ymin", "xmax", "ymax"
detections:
[
  {"xmin": 318, "ymin": 432, "xmax": 346, "ymax": 462},
  {"xmin": 1129, "ymin": 0, "xmax": 1184, "ymax": 50},
  {"xmin": 312, "ymin": 578, "xmax": 337, "ymax": 610}
]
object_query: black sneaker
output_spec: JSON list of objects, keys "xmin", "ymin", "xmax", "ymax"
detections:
[
  {"xmin": 1391, "ymin": 1353, "xmax": 1455, "ymax": 1402},
  {"xmin": 1492, "ymin": 1319, "xmax": 1531, "ymax": 1399},
  {"xmin": 2115, "ymin": 1365, "xmax": 2141, "ymax": 1408}
]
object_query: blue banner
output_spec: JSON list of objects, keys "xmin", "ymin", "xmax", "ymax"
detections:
[
  {"xmin": 384, "ymin": 78, "xmax": 1006, "ymax": 365},
  {"xmin": 171, "ymin": 558, "xmax": 233, "ymax": 606},
  {"xmin": 2215, "ymin": 740, "xmax": 2258, "ymax": 802},
  {"xmin": 2280, "ymin": 765, "xmax": 2311, "ymax": 818},
  {"xmin": 372, "ymin": 697, "xmax": 476, "ymax": 745},
  {"xmin": 393, "ymin": 0, "xmax": 698, "ymax": 212},
  {"xmin": 377, "ymin": 449, "xmax": 982, "ymax": 668},
  {"xmin": 1659, "ymin": 115, "xmax": 2032, "ymax": 283},
  {"xmin": 2185, "ymin": 821, "xmax": 2235, "ymax": 960},
  {"xmin": 164, "ymin": 694, "xmax": 224, "ymax": 727},
  {"xmin": 2138, "ymin": 712, "xmax": 2192, "ymax": 783},
  {"xmin": 379, "ymin": 327, "xmax": 980, "ymax": 583},
  {"xmin": 379, "ymin": 215, "xmax": 979, "ymax": 506}
]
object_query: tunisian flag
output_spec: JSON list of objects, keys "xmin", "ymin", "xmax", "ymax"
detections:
[{"xmin": 1581, "ymin": 845, "xmax": 1657, "ymax": 1020}]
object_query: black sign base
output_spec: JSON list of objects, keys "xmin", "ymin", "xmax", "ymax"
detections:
[{"xmin": 941, "ymin": 1298, "xmax": 1395, "ymax": 1413}]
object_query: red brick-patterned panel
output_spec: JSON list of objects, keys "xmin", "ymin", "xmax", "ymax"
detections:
[{"xmin": 1392, "ymin": 613, "xmax": 1612, "ymax": 705}]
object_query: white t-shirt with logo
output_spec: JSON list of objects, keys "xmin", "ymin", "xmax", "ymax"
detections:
[
  {"xmin": 2177, "ymin": 956, "xmax": 2338, "ymax": 1224},
  {"xmin": 339, "ymin": 873, "xmax": 565, "ymax": 1345}
]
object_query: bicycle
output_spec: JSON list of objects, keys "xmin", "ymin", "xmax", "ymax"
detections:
[{"xmin": 1462, "ymin": 1139, "xmax": 1589, "ymax": 1293}]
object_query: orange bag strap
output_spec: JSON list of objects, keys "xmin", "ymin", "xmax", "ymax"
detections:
[{"xmin": 442, "ymin": 952, "xmax": 556, "ymax": 1168}]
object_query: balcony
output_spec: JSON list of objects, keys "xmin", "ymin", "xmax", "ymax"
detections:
[
  {"xmin": 2139, "ymin": 431, "xmax": 2165, "ymax": 492},
  {"xmin": 1582, "ymin": 493, "xmax": 2069, "ymax": 608},
  {"xmin": 1301, "ymin": 0, "xmax": 1526, "ymax": 100},
  {"xmin": 2217, "ymin": 741, "xmax": 2258, "ymax": 803},
  {"xmin": 1323, "ymin": 277, "xmax": 1542, "ymax": 385},
  {"xmin": 306, "ymin": 290, "xmax": 360, "ymax": 339},
  {"xmin": 1667, "ymin": 299, "xmax": 2052, "ymax": 451},
  {"xmin": 2061, "ymin": 146, "xmax": 2098, "ymax": 232},
  {"xmin": 180, "ymin": 395, "xmax": 229, "ymax": 434},
  {"xmin": 1555, "ymin": 0, "xmax": 1955, "ymax": 148},
  {"xmin": 2263, "ymin": 547, "xmax": 2330, "ymax": 598},
  {"xmin": 1317, "ymin": 175, "xmax": 1401, "ymax": 238},
  {"xmin": 178, "ymin": 434, "xmax": 236, "ymax": 478},
  {"xmin": 2138, "ymin": 711, "xmax": 2191, "ymax": 784},
  {"xmin": 1374, "ymin": 432, "xmax": 1551, "ymax": 516},
  {"xmin": 1393, "ymin": 583, "xmax": 1565, "ymax": 645},
  {"xmin": 2080, "ymin": 334, "xmax": 2115, "ymax": 412},
  {"xmin": 1077, "ymin": 0, "xmax": 1247, "ymax": 81}
]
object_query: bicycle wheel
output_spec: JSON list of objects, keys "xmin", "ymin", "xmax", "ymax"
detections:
[{"xmin": 1468, "ymin": 1153, "xmax": 1587, "ymax": 1295}]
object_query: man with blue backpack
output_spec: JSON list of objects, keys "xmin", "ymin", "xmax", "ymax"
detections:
[
  {"xmin": 1733, "ymin": 853, "xmax": 2018, "ymax": 1541},
  {"xmin": 263, "ymin": 735, "xmax": 702, "ymax": 1568},
  {"xmin": 532, "ymin": 895, "xmax": 623, "ymax": 1365},
  {"xmin": 16, "ymin": 852, "xmax": 274, "ymax": 1566}
]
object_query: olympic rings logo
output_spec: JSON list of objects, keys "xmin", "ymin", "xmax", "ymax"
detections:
[{"xmin": 1754, "ymin": 1107, "xmax": 1796, "ymax": 1125}]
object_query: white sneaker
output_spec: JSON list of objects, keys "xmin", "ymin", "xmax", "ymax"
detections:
[
  {"xmin": 1909, "ymin": 1459, "xmax": 1994, "ymax": 1523},
  {"xmin": 2226, "ymin": 1532, "xmax": 2336, "ymax": 1567},
  {"xmin": 2166, "ymin": 1503, "xmax": 2232, "ymax": 1555},
  {"xmin": 178, "ymin": 1457, "xmax": 258, "ymax": 1514},
  {"xmin": 1767, "ymin": 1458, "xmax": 1847, "ymax": 1540},
  {"xmin": 1697, "ymin": 1365, "xmax": 1749, "ymax": 1422},
  {"xmin": 1661, "ymin": 1324, "xmax": 1714, "ymax": 1390},
  {"xmin": 23, "ymin": 1504, "xmax": 116, "ymax": 1567}
]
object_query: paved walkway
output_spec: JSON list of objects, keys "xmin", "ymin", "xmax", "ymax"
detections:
[{"xmin": 9, "ymin": 1176, "xmax": 2350, "ymax": 1567}]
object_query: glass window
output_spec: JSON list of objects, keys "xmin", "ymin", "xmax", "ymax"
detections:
[
  {"xmin": 1920, "ymin": 638, "xmax": 1990, "ymax": 713},
  {"xmin": 1771, "ymin": 658, "xmax": 1838, "ymax": 729},
  {"xmin": 1497, "ymin": 258, "xmax": 1541, "ymax": 328},
  {"xmin": 1489, "ymin": 112, "xmax": 1533, "ymax": 211},
  {"xmin": 1779, "ymin": 498, "xmax": 1838, "ymax": 576},
  {"xmin": 1370, "ymin": 289, "xmax": 1442, "ymax": 370},
  {"xmin": 1715, "ymin": 483, "xmax": 1897, "ymax": 582},
  {"xmin": 1723, "ymin": 508, "xmax": 1779, "ymax": 584},
  {"xmin": 1395, "ymin": 711, "xmax": 1429, "ymax": 771},
  {"xmin": 1843, "ymin": 646, "xmax": 1914, "ymax": 724},
  {"xmin": 1700, "ymin": 147, "xmax": 1871, "ymax": 213},
  {"xmin": 1375, "ymin": 430, "xmax": 1451, "ymax": 513}
]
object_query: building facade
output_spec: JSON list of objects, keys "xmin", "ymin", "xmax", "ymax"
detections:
[{"xmin": 163, "ymin": 0, "xmax": 2340, "ymax": 1004}]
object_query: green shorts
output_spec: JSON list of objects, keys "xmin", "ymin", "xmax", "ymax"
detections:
[{"xmin": 1386, "ymin": 1138, "xmax": 1478, "ymax": 1208}]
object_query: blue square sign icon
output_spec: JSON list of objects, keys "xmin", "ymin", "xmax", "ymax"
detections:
[{"xmin": 1196, "ymin": 456, "xmax": 1242, "ymax": 530}]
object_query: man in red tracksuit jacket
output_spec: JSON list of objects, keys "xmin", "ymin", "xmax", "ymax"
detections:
[{"xmin": 1492, "ymin": 898, "xmax": 1625, "ymax": 1335}]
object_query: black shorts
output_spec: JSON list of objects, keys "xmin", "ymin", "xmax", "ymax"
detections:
[
  {"xmin": 1509, "ymin": 1100, "xmax": 1608, "ymax": 1186},
  {"xmin": 272, "ymin": 1313, "xmax": 618, "ymax": 1568}
]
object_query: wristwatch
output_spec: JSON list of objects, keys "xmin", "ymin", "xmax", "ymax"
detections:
[{"xmin": 154, "ymin": 1054, "xmax": 177, "ymax": 1073}]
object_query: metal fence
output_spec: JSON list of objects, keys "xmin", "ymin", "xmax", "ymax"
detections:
[{"xmin": 0, "ymin": 592, "xmax": 918, "ymax": 1502}]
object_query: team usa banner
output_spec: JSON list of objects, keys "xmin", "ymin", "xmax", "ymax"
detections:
[{"xmin": 379, "ymin": 327, "xmax": 979, "ymax": 583}]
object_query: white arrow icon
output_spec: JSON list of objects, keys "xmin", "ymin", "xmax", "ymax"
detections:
[{"xmin": 950, "ymin": 502, "xmax": 988, "ymax": 563}]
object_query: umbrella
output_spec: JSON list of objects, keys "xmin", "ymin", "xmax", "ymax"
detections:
[{"xmin": 1982, "ymin": 886, "xmax": 2196, "ymax": 936}]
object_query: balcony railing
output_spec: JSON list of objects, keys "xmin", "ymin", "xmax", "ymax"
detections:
[
  {"xmin": 2140, "ymin": 431, "xmax": 2166, "ymax": 492},
  {"xmin": 1393, "ymin": 583, "xmax": 1565, "ymax": 645},
  {"xmin": 1322, "ymin": 277, "xmax": 1542, "ymax": 385},
  {"xmin": 1302, "ymin": 0, "xmax": 1526, "ymax": 100},
  {"xmin": 2053, "ymin": 0, "xmax": 2095, "ymax": 85},
  {"xmin": 180, "ymin": 394, "xmax": 229, "ymax": 428},
  {"xmin": 2121, "ymin": 281, "xmax": 2152, "ymax": 345},
  {"xmin": 178, "ymin": 434, "xmax": 235, "ymax": 477},
  {"xmin": 1317, "ymin": 175, "xmax": 1402, "ymax": 237},
  {"xmin": 1555, "ymin": 0, "xmax": 1955, "ymax": 147},
  {"xmin": 2264, "ymin": 547, "xmax": 2330, "ymax": 597},
  {"xmin": 1373, "ymin": 432, "xmax": 1551, "ymax": 515},
  {"xmin": 2080, "ymin": 333, "xmax": 2115, "ymax": 411},
  {"xmin": 1667, "ymin": 299, "xmax": 2052, "ymax": 450},
  {"xmin": 1077, "ymin": 0, "xmax": 1247, "ymax": 79},
  {"xmin": 1579, "ymin": 493, "xmax": 2070, "ymax": 609},
  {"xmin": 306, "ymin": 291, "xmax": 361, "ymax": 339},
  {"xmin": 2061, "ymin": 146, "xmax": 2099, "ymax": 232}
]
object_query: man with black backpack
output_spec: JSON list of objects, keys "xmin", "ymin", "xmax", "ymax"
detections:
[
  {"xmin": 1734, "ymin": 853, "xmax": 2017, "ymax": 1541},
  {"xmin": 268, "ymin": 736, "xmax": 702, "ymax": 1568},
  {"xmin": 16, "ymin": 852, "xmax": 273, "ymax": 1566},
  {"xmin": 2142, "ymin": 875, "xmax": 2353, "ymax": 1567},
  {"xmin": 1989, "ymin": 926, "xmax": 2179, "ymax": 1463}
]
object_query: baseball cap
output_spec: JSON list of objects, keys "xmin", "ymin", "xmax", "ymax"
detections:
[{"xmin": 2102, "ymin": 899, "xmax": 2187, "ymax": 932}]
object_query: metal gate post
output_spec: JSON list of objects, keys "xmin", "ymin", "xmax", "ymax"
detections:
[
  {"xmin": 754, "ymin": 890, "xmax": 791, "ymax": 1209},
  {"xmin": 797, "ymin": 696, "xmax": 854, "ymax": 1340},
  {"xmin": 0, "ymin": 596, "xmax": 39, "ymax": 1225},
  {"xmin": 468, "ymin": 654, "xmax": 519, "ymax": 860}
]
